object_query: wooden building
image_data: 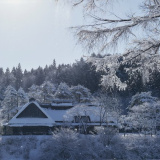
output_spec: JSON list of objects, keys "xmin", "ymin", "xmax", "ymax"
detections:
[{"xmin": 4, "ymin": 99, "xmax": 117, "ymax": 135}]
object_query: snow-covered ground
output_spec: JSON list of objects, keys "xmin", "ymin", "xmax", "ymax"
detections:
[
  {"xmin": 0, "ymin": 132, "xmax": 160, "ymax": 160},
  {"xmin": 0, "ymin": 135, "xmax": 52, "ymax": 160}
]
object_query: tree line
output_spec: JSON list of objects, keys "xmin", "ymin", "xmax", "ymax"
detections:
[{"xmin": 0, "ymin": 57, "xmax": 102, "ymax": 99}]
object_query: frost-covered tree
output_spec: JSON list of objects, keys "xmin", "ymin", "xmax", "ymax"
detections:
[
  {"xmin": 27, "ymin": 84, "xmax": 42, "ymax": 102},
  {"xmin": 12, "ymin": 63, "xmax": 23, "ymax": 90},
  {"xmin": 54, "ymin": 82, "xmax": 72, "ymax": 99},
  {"xmin": 39, "ymin": 128, "xmax": 79, "ymax": 160},
  {"xmin": 17, "ymin": 87, "xmax": 29, "ymax": 107},
  {"xmin": 125, "ymin": 92, "xmax": 160, "ymax": 135},
  {"xmin": 59, "ymin": 0, "xmax": 160, "ymax": 90},
  {"xmin": 93, "ymin": 94, "xmax": 121, "ymax": 125},
  {"xmin": 39, "ymin": 81, "xmax": 57, "ymax": 103},
  {"xmin": 0, "ymin": 86, "xmax": 18, "ymax": 123},
  {"xmin": 3, "ymin": 68, "xmax": 15, "ymax": 88},
  {"xmin": 71, "ymin": 84, "xmax": 91, "ymax": 103},
  {"xmin": 64, "ymin": 104, "xmax": 93, "ymax": 134}
]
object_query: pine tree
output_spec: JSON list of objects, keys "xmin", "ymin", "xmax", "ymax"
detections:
[
  {"xmin": 17, "ymin": 87, "xmax": 29, "ymax": 107},
  {"xmin": 0, "ymin": 86, "xmax": 18, "ymax": 122},
  {"xmin": 14, "ymin": 63, "xmax": 23, "ymax": 90},
  {"xmin": 35, "ymin": 67, "xmax": 45, "ymax": 86},
  {"xmin": 4, "ymin": 68, "xmax": 15, "ymax": 87}
]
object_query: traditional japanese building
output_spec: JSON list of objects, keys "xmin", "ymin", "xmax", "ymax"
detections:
[{"xmin": 4, "ymin": 99, "xmax": 117, "ymax": 135}]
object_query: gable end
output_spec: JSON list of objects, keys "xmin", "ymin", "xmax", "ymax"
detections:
[{"xmin": 17, "ymin": 103, "xmax": 47, "ymax": 118}]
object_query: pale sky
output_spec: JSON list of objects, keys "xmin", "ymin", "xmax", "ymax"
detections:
[{"xmin": 0, "ymin": 0, "xmax": 140, "ymax": 71}]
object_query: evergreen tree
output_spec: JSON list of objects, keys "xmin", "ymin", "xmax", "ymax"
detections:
[
  {"xmin": 14, "ymin": 63, "xmax": 23, "ymax": 90},
  {"xmin": 17, "ymin": 87, "xmax": 29, "ymax": 107},
  {"xmin": 4, "ymin": 68, "xmax": 15, "ymax": 87},
  {"xmin": 35, "ymin": 67, "xmax": 45, "ymax": 86},
  {"xmin": 0, "ymin": 86, "xmax": 18, "ymax": 122}
]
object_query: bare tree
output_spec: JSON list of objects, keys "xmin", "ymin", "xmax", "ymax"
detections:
[{"xmin": 93, "ymin": 93, "xmax": 121, "ymax": 126}]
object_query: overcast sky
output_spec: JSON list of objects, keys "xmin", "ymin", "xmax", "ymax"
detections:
[{"xmin": 0, "ymin": 0, "xmax": 140, "ymax": 71}]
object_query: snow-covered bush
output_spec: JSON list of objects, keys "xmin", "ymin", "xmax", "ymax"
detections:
[
  {"xmin": 0, "ymin": 132, "xmax": 160, "ymax": 159},
  {"xmin": 98, "ymin": 127, "xmax": 118, "ymax": 146},
  {"xmin": 0, "ymin": 136, "xmax": 37, "ymax": 160},
  {"xmin": 39, "ymin": 128, "xmax": 116, "ymax": 160},
  {"xmin": 110, "ymin": 135, "xmax": 127, "ymax": 159},
  {"xmin": 122, "ymin": 135, "xmax": 160, "ymax": 160},
  {"xmin": 40, "ymin": 128, "xmax": 79, "ymax": 160},
  {"xmin": 123, "ymin": 92, "xmax": 160, "ymax": 135}
]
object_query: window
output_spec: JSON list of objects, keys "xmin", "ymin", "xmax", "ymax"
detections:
[{"xmin": 74, "ymin": 116, "xmax": 90, "ymax": 123}]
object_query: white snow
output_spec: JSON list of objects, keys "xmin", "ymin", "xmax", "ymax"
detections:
[{"xmin": 51, "ymin": 103, "xmax": 73, "ymax": 107}]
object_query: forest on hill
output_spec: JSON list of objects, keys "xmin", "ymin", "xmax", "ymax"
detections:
[
  {"xmin": 0, "ymin": 53, "xmax": 160, "ymax": 101},
  {"xmin": 0, "ymin": 56, "xmax": 102, "ymax": 96}
]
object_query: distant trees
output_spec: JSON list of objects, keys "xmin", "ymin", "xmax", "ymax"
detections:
[
  {"xmin": 0, "ymin": 58, "xmax": 102, "ymax": 95},
  {"xmin": 4, "ymin": 68, "xmax": 15, "ymax": 87},
  {"xmin": 12, "ymin": 64, "xmax": 23, "ymax": 90},
  {"xmin": 27, "ymin": 82, "xmax": 91, "ymax": 103},
  {"xmin": 1, "ymin": 56, "xmax": 160, "ymax": 101}
]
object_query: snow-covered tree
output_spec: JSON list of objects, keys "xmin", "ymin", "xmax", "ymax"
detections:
[
  {"xmin": 125, "ymin": 92, "xmax": 160, "ymax": 135},
  {"xmin": 12, "ymin": 63, "xmax": 23, "ymax": 90},
  {"xmin": 17, "ymin": 87, "xmax": 29, "ymax": 107},
  {"xmin": 71, "ymin": 84, "xmax": 91, "ymax": 103},
  {"xmin": 0, "ymin": 86, "xmax": 18, "ymax": 123},
  {"xmin": 39, "ymin": 81, "xmax": 56, "ymax": 103},
  {"xmin": 27, "ymin": 84, "xmax": 42, "ymax": 102},
  {"xmin": 59, "ymin": 0, "xmax": 160, "ymax": 90},
  {"xmin": 54, "ymin": 82, "xmax": 72, "ymax": 99},
  {"xmin": 93, "ymin": 94, "xmax": 121, "ymax": 125},
  {"xmin": 3, "ymin": 68, "xmax": 15, "ymax": 87}
]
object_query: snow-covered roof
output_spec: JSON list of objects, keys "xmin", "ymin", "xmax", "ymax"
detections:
[
  {"xmin": 8, "ymin": 102, "xmax": 55, "ymax": 127},
  {"xmin": 63, "ymin": 106, "xmax": 116, "ymax": 122},
  {"xmin": 44, "ymin": 109, "xmax": 67, "ymax": 122},
  {"xmin": 8, "ymin": 102, "xmax": 117, "ymax": 127},
  {"xmin": 51, "ymin": 103, "xmax": 73, "ymax": 107},
  {"xmin": 52, "ymin": 99, "xmax": 73, "ymax": 103}
]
